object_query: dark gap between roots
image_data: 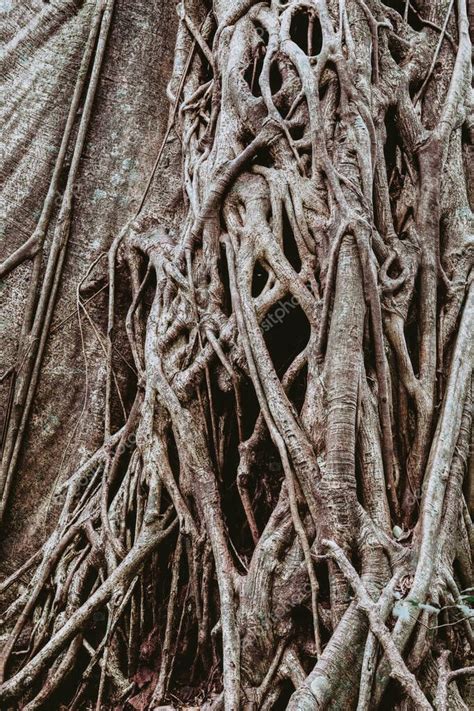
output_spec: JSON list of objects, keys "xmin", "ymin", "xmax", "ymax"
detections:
[
  {"xmin": 44, "ymin": 645, "xmax": 92, "ymax": 709},
  {"xmin": 252, "ymin": 145, "xmax": 273, "ymax": 169},
  {"xmin": 388, "ymin": 33, "xmax": 408, "ymax": 64},
  {"xmin": 222, "ymin": 401, "xmax": 256, "ymax": 559},
  {"xmin": 383, "ymin": 106, "xmax": 398, "ymax": 175},
  {"xmin": 290, "ymin": 12, "xmax": 322, "ymax": 56},
  {"xmin": 253, "ymin": 22, "xmax": 269, "ymax": 47},
  {"xmin": 273, "ymin": 678, "xmax": 295, "ymax": 709},
  {"xmin": 288, "ymin": 362, "xmax": 307, "ymax": 414},
  {"xmin": 383, "ymin": 105, "xmax": 415, "ymax": 233},
  {"xmin": 404, "ymin": 272, "xmax": 420, "ymax": 377},
  {"xmin": 263, "ymin": 297, "xmax": 310, "ymax": 376},
  {"xmin": 379, "ymin": 679, "xmax": 404, "ymax": 710},
  {"xmin": 381, "ymin": 0, "xmax": 424, "ymax": 30},
  {"xmin": 253, "ymin": 439, "xmax": 285, "ymax": 532},
  {"xmin": 289, "ymin": 123, "xmax": 305, "ymax": 140},
  {"xmin": 252, "ymin": 261, "xmax": 268, "ymax": 297},
  {"xmin": 282, "ymin": 203, "xmax": 302, "ymax": 272},
  {"xmin": 167, "ymin": 427, "xmax": 181, "ymax": 482},
  {"xmin": 270, "ymin": 61, "xmax": 283, "ymax": 94},
  {"xmin": 218, "ymin": 243, "xmax": 232, "ymax": 316},
  {"xmin": 244, "ymin": 54, "xmax": 265, "ymax": 97}
]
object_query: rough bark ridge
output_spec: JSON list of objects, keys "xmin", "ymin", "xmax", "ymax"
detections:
[{"xmin": 0, "ymin": 0, "xmax": 473, "ymax": 709}]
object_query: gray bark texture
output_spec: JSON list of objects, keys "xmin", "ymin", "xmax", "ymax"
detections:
[{"xmin": 0, "ymin": 0, "xmax": 473, "ymax": 709}]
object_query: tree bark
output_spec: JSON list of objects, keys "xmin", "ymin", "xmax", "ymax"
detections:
[{"xmin": 0, "ymin": 0, "xmax": 473, "ymax": 709}]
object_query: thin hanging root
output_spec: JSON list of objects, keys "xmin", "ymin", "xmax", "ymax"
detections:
[
  {"xmin": 0, "ymin": 0, "xmax": 116, "ymax": 526},
  {"xmin": 186, "ymin": 122, "xmax": 280, "ymax": 253},
  {"xmin": 0, "ymin": 0, "xmax": 106, "ymax": 281},
  {"xmin": 237, "ymin": 472, "xmax": 260, "ymax": 546},
  {"xmin": 356, "ymin": 579, "xmax": 401, "ymax": 711},
  {"xmin": 0, "ymin": 510, "xmax": 177, "ymax": 705},
  {"xmin": 434, "ymin": 651, "xmax": 474, "ymax": 711},
  {"xmin": 2, "ymin": 0, "xmax": 473, "ymax": 706},
  {"xmin": 149, "ymin": 535, "xmax": 183, "ymax": 706},
  {"xmin": 355, "ymin": 0, "xmax": 391, "ymax": 85},
  {"xmin": 0, "ymin": 548, "xmax": 42, "ymax": 595},
  {"xmin": 414, "ymin": 0, "xmax": 455, "ymax": 106},
  {"xmin": 324, "ymin": 540, "xmax": 432, "ymax": 710},
  {"xmin": 79, "ymin": 604, "xmax": 133, "ymax": 706},
  {"xmin": 101, "ymin": 391, "xmax": 142, "ymax": 560},
  {"xmin": 22, "ymin": 636, "xmax": 83, "ymax": 711},
  {"xmin": 126, "ymin": 261, "xmax": 152, "ymax": 377},
  {"xmin": 77, "ymin": 294, "xmax": 129, "ymax": 414},
  {"xmin": 282, "ymin": 452, "xmax": 322, "ymax": 657},
  {"xmin": 205, "ymin": 328, "xmax": 244, "ymax": 442},
  {"xmin": 184, "ymin": 252, "xmax": 220, "ymax": 472},
  {"xmin": 355, "ymin": 233, "xmax": 399, "ymax": 519},
  {"xmin": 406, "ymin": 1, "xmax": 457, "ymax": 50},
  {"xmin": 235, "ymin": 349, "xmax": 307, "ymax": 547},
  {"xmin": 0, "ymin": 235, "xmax": 40, "ymax": 279},
  {"xmin": 256, "ymin": 638, "xmax": 286, "ymax": 706},
  {"xmin": 179, "ymin": 5, "xmax": 214, "ymax": 72},
  {"xmin": 0, "ymin": 519, "xmax": 85, "ymax": 683},
  {"xmin": 224, "ymin": 237, "xmax": 322, "ymax": 656},
  {"xmin": 316, "ymin": 224, "xmax": 346, "ymax": 361},
  {"xmin": 94, "ymin": 578, "xmax": 137, "ymax": 711},
  {"xmin": 445, "ymin": 571, "xmax": 474, "ymax": 652}
]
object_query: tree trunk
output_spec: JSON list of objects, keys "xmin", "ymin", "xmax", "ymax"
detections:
[{"xmin": 0, "ymin": 1, "xmax": 473, "ymax": 709}]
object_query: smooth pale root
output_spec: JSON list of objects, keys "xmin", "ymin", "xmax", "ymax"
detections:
[
  {"xmin": 0, "ymin": 516, "xmax": 178, "ymax": 704},
  {"xmin": 415, "ymin": 282, "xmax": 473, "ymax": 596},
  {"xmin": 323, "ymin": 539, "xmax": 431, "ymax": 711},
  {"xmin": 1, "ymin": 0, "xmax": 473, "ymax": 708},
  {"xmin": 371, "ymin": 280, "xmax": 474, "ymax": 699}
]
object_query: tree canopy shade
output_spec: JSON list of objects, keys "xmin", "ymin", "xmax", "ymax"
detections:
[{"xmin": 0, "ymin": 1, "xmax": 473, "ymax": 709}]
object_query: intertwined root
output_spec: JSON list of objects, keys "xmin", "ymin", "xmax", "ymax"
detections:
[{"xmin": 0, "ymin": 0, "xmax": 473, "ymax": 709}]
